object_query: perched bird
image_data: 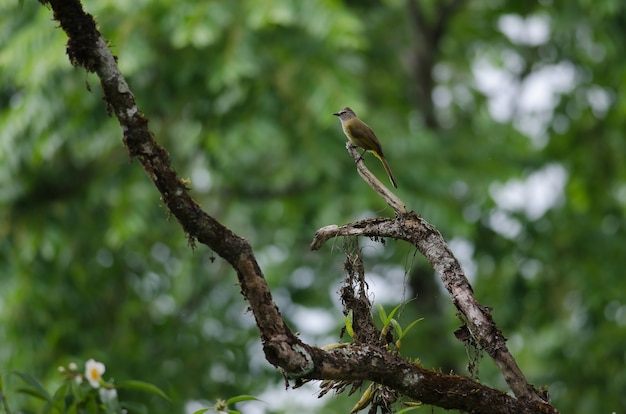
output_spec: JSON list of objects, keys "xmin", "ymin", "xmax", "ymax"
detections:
[{"xmin": 333, "ymin": 107, "xmax": 398, "ymax": 188}]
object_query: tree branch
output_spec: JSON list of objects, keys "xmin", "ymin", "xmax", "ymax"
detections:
[
  {"xmin": 40, "ymin": 0, "xmax": 556, "ymax": 412},
  {"xmin": 346, "ymin": 143, "xmax": 407, "ymax": 215},
  {"xmin": 312, "ymin": 215, "xmax": 550, "ymax": 405},
  {"xmin": 407, "ymin": 0, "xmax": 466, "ymax": 129}
]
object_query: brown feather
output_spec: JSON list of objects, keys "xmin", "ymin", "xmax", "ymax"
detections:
[{"xmin": 334, "ymin": 107, "xmax": 398, "ymax": 188}]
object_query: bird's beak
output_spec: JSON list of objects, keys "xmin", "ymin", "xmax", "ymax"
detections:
[{"xmin": 332, "ymin": 112, "xmax": 340, "ymax": 117}]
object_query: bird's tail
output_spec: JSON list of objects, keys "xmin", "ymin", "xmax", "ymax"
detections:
[{"xmin": 372, "ymin": 151, "xmax": 398, "ymax": 188}]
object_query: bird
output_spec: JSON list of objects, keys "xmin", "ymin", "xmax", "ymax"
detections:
[{"xmin": 333, "ymin": 107, "xmax": 398, "ymax": 188}]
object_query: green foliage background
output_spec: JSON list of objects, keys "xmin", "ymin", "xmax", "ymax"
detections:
[{"xmin": 1, "ymin": 0, "xmax": 625, "ymax": 412}]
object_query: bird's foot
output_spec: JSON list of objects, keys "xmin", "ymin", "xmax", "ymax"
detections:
[{"xmin": 355, "ymin": 149, "xmax": 367, "ymax": 163}]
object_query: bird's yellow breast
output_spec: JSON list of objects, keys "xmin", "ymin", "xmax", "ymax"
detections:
[{"xmin": 344, "ymin": 118, "xmax": 382, "ymax": 153}]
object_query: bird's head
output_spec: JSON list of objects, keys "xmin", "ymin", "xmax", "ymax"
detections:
[{"xmin": 333, "ymin": 107, "xmax": 357, "ymax": 122}]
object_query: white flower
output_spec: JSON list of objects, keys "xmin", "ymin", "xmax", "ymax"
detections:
[
  {"xmin": 99, "ymin": 387, "xmax": 118, "ymax": 403},
  {"xmin": 68, "ymin": 362, "xmax": 78, "ymax": 371},
  {"xmin": 85, "ymin": 359, "xmax": 106, "ymax": 388}
]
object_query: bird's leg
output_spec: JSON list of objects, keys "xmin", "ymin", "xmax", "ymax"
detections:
[{"xmin": 356, "ymin": 149, "xmax": 367, "ymax": 163}]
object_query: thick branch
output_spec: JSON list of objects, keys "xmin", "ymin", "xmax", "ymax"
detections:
[
  {"xmin": 307, "ymin": 345, "xmax": 553, "ymax": 414},
  {"xmin": 40, "ymin": 0, "xmax": 304, "ymax": 371},
  {"xmin": 311, "ymin": 216, "xmax": 550, "ymax": 405}
]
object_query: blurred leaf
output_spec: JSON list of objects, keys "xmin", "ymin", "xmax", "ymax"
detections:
[
  {"xmin": 11, "ymin": 371, "xmax": 50, "ymax": 402},
  {"xmin": 117, "ymin": 380, "xmax": 170, "ymax": 402},
  {"xmin": 225, "ymin": 394, "xmax": 260, "ymax": 404}
]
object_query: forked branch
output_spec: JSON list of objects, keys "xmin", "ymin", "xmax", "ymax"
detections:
[
  {"xmin": 312, "ymin": 148, "xmax": 550, "ymax": 404},
  {"xmin": 41, "ymin": 1, "xmax": 555, "ymax": 412}
]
